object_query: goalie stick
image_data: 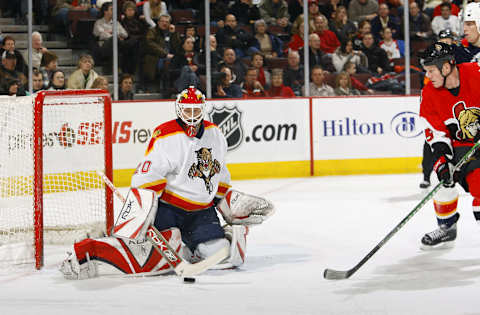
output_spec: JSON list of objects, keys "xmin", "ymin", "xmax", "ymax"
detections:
[
  {"xmin": 324, "ymin": 141, "xmax": 480, "ymax": 280},
  {"xmin": 96, "ymin": 171, "xmax": 229, "ymax": 278}
]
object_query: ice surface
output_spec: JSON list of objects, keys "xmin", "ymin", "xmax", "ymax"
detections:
[{"xmin": 2, "ymin": 174, "xmax": 480, "ymax": 315}]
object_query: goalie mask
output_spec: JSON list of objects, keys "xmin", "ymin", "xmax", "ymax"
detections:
[{"xmin": 175, "ymin": 86, "xmax": 206, "ymax": 137}]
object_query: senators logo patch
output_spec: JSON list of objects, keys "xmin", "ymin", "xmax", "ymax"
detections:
[
  {"xmin": 188, "ymin": 148, "xmax": 221, "ymax": 194},
  {"xmin": 453, "ymin": 101, "xmax": 480, "ymax": 140}
]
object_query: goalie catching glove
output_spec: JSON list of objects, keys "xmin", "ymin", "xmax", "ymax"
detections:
[{"xmin": 216, "ymin": 189, "xmax": 275, "ymax": 226}]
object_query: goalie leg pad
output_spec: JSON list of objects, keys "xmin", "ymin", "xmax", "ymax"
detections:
[
  {"xmin": 433, "ymin": 186, "xmax": 459, "ymax": 227},
  {"xmin": 59, "ymin": 228, "xmax": 183, "ymax": 279},
  {"xmin": 207, "ymin": 225, "xmax": 249, "ymax": 269}
]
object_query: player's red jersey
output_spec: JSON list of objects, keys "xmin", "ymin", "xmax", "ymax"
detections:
[{"xmin": 420, "ymin": 62, "xmax": 480, "ymax": 150}]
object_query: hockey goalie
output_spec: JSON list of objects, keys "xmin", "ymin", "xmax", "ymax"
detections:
[{"xmin": 60, "ymin": 86, "xmax": 275, "ymax": 279}]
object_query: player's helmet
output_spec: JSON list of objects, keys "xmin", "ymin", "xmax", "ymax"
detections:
[
  {"xmin": 175, "ymin": 86, "xmax": 206, "ymax": 137},
  {"xmin": 464, "ymin": 2, "xmax": 480, "ymax": 33},
  {"xmin": 419, "ymin": 41, "xmax": 455, "ymax": 69},
  {"xmin": 438, "ymin": 29, "xmax": 453, "ymax": 40}
]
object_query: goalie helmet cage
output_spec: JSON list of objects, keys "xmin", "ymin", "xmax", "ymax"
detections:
[{"xmin": 0, "ymin": 90, "xmax": 114, "ymax": 270}]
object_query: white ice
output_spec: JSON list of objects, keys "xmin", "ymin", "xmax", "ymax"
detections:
[{"xmin": 2, "ymin": 174, "xmax": 480, "ymax": 315}]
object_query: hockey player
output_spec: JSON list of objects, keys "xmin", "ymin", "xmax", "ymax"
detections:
[
  {"xmin": 456, "ymin": 2, "xmax": 480, "ymax": 63},
  {"xmin": 419, "ymin": 41, "xmax": 480, "ymax": 249},
  {"xmin": 59, "ymin": 86, "xmax": 274, "ymax": 279}
]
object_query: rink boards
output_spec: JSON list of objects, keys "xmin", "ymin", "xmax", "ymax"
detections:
[{"xmin": 112, "ymin": 96, "xmax": 423, "ymax": 187}]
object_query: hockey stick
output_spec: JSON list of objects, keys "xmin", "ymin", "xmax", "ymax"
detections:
[
  {"xmin": 324, "ymin": 142, "xmax": 480, "ymax": 280},
  {"xmin": 96, "ymin": 171, "xmax": 229, "ymax": 278}
]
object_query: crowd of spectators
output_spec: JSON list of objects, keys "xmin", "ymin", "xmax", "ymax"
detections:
[{"xmin": 0, "ymin": 0, "xmax": 472, "ymax": 98}]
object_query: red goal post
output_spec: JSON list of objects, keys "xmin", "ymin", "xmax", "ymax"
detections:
[{"xmin": 0, "ymin": 90, "xmax": 114, "ymax": 270}]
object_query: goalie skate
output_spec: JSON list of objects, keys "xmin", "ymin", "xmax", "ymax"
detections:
[{"xmin": 421, "ymin": 223, "xmax": 457, "ymax": 250}]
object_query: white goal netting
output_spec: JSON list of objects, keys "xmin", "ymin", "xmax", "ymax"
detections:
[{"xmin": 0, "ymin": 92, "xmax": 112, "ymax": 268}]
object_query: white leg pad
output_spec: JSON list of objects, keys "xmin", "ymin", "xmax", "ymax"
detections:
[{"xmin": 201, "ymin": 225, "xmax": 249, "ymax": 270}]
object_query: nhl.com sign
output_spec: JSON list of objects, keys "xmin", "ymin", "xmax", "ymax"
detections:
[{"xmin": 208, "ymin": 104, "xmax": 244, "ymax": 151}]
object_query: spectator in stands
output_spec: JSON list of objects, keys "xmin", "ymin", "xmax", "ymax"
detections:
[
  {"xmin": 379, "ymin": 27, "xmax": 402, "ymax": 62},
  {"xmin": 52, "ymin": 0, "xmax": 98, "ymax": 38},
  {"xmin": 91, "ymin": 76, "xmax": 109, "ymax": 91},
  {"xmin": 213, "ymin": 66, "xmax": 243, "ymax": 98},
  {"xmin": 215, "ymin": 13, "xmax": 252, "ymax": 58},
  {"xmin": 241, "ymin": 67, "xmax": 266, "ymax": 97},
  {"xmin": 47, "ymin": 70, "xmax": 67, "ymax": 90},
  {"xmin": 121, "ymin": 1, "xmax": 149, "ymax": 75},
  {"xmin": 217, "ymin": 47, "xmax": 247, "ymax": 84},
  {"xmin": 303, "ymin": 65, "xmax": 335, "ymax": 96},
  {"xmin": 348, "ymin": 0, "xmax": 378, "ymax": 24},
  {"xmin": 182, "ymin": 24, "xmax": 203, "ymax": 54},
  {"xmin": 67, "ymin": 54, "xmax": 99, "ymax": 89},
  {"xmin": 299, "ymin": 33, "xmax": 336, "ymax": 73},
  {"xmin": 287, "ymin": 19, "xmax": 305, "ymax": 52},
  {"xmin": 229, "ymin": 0, "xmax": 261, "ymax": 27},
  {"xmin": 200, "ymin": 35, "xmax": 222, "ymax": 67},
  {"xmin": 360, "ymin": 32, "xmax": 391, "ymax": 75},
  {"xmin": 408, "ymin": 2, "xmax": 433, "ymax": 41},
  {"xmin": 250, "ymin": 19, "xmax": 283, "ymax": 58},
  {"xmin": 329, "ymin": 5, "xmax": 356, "ymax": 44},
  {"xmin": 283, "ymin": 50, "xmax": 304, "ymax": 96},
  {"xmin": 319, "ymin": 0, "xmax": 344, "ymax": 21},
  {"xmin": 119, "ymin": 73, "xmax": 135, "ymax": 100},
  {"xmin": 266, "ymin": 68, "xmax": 295, "ymax": 97},
  {"xmin": 143, "ymin": 13, "xmax": 181, "ymax": 83},
  {"xmin": 370, "ymin": 3, "xmax": 401, "ymax": 42},
  {"xmin": 93, "ymin": 2, "xmax": 135, "ymax": 74},
  {"xmin": 0, "ymin": 79, "xmax": 20, "ymax": 96},
  {"xmin": 32, "ymin": 70, "xmax": 44, "ymax": 93},
  {"xmin": 306, "ymin": 0, "xmax": 321, "ymax": 30},
  {"xmin": 431, "ymin": 3, "xmax": 460, "ymax": 37},
  {"xmin": 40, "ymin": 51, "xmax": 58, "ymax": 89},
  {"xmin": 313, "ymin": 14, "xmax": 340, "ymax": 54},
  {"xmin": 334, "ymin": 71, "xmax": 360, "ymax": 96},
  {"xmin": 353, "ymin": 20, "xmax": 372, "ymax": 50},
  {"xmin": 287, "ymin": 0, "xmax": 303, "ymax": 23},
  {"xmin": 251, "ymin": 52, "xmax": 271, "ymax": 88},
  {"xmin": 332, "ymin": 38, "xmax": 368, "ymax": 73},
  {"xmin": 433, "ymin": 0, "xmax": 459, "ymax": 17},
  {"xmin": 198, "ymin": 0, "xmax": 228, "ymax": 27},
  {"xmin": 31, "ymin": 32, "xmax": 47, "ymax": 70},
  {"xmin": 344, "ymin": 61, "xmax": 374, "ymax": 94},
  {"xmin": 0, "ymin": 36, "xmax": 27, "ymax": 77},
  {"xmin": 0, "ymin": 51, "xmax": 26, "ymax": 96},
  {"xmin": 259, "ymin": 0, "xmax": 290, "ymax": 28},
  {"xmin": 144, "ymin": 0, "xmax": 168, "ymax": 28},
  {"xmin": 172, "ymin": 37, "xmax": 202, "ymax": 91}
]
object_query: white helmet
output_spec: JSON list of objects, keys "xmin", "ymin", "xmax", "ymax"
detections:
[
  {"xmin": 175, "ymin": 86, "xmax": 206, "ymax": 137},
  {"xmin": 464, "ymin": 2, "xmax": 480, "ymax": 32}
]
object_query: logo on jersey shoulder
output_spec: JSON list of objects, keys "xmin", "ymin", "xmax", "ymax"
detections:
[
  {"xmin": 188, "ymin": 147, "xmax": 221, "ymax": 194},
  {"xmin": 208, "ymin": 105, "xmax": 243, "ymax": 151},
  {"xmin": 453, "ymin": 101, "xmax": 480, "ymax": 140}
]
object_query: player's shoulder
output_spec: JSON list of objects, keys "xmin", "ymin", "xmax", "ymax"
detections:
[
  {"xmin": 151, "ymin": 119, "xmax": 184, "ymax": 139},
  {"xmin": 203, "ymin": 120, "xmax": 222, "ymax": 134},
  {"xmin": 458, "ymin": 61, "xmax": 480, "ymax": 73}
]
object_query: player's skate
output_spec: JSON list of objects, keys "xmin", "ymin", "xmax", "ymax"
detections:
[{"xmin": 421, "ymin": 221, "xmax": 457, "ymax": 250}]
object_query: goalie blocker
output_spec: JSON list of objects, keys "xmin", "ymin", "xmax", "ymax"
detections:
[{"xmin": 60, "ymin": 188, "xmax": 274, "ymax": 279}]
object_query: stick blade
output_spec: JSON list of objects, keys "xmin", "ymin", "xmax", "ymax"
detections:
[{"xmin": 323, "ymin": 268, "xmax": 352, "ymax": 280}]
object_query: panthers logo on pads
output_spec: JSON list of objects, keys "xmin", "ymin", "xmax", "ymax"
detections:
[{"xmin": 188, "ymin": 148, "xmax": 221, "ymax": 193}]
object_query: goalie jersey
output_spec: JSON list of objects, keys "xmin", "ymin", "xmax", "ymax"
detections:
[
  {"xmin": 420, "ymin": 62, "xmax": 480, "ymax": 150},
  {"xmin": 131, "ymin": 119, "xmax": 231, "ymax": 211}
]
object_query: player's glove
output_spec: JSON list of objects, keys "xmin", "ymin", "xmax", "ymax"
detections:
[
  {"xmin": 433, "ymin": 155, "xmax": 455, "ymax": 187},
  {"xmin": 431, "ymin": 142, "xmax": 455, "ymax": 188}
]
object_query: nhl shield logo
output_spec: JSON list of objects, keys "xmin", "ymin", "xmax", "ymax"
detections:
[{"xmin": 208, "ymin": 105, "xmax": 244, "ymax": 151}]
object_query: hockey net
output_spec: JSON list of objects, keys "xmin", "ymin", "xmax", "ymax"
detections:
[{"xmin": 0, "ymin": 90, "xmax": 113, "ymax": 270}]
